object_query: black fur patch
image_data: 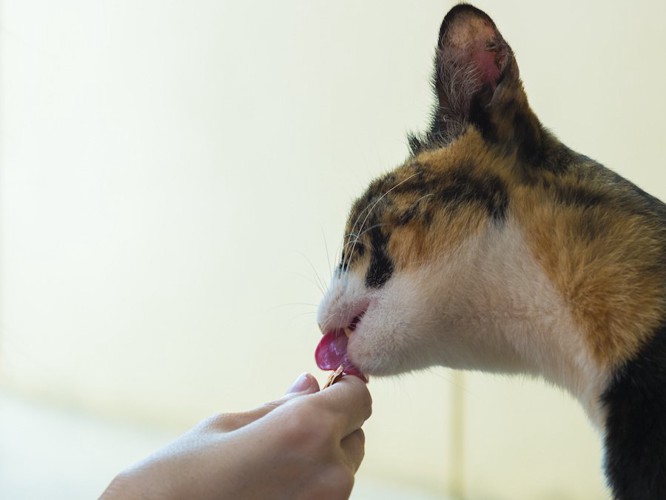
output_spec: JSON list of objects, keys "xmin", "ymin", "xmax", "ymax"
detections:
[
  {"xmin": 365, "ymin": 222, "xmax": 394, "ymax": 288},
  {"xmin": 397, "ymin": 203, "xmax": 421, "ymax": 226},
  {"xmin": 391, "ymin": 164, "xmax": 509, "ymax": 223},
  {"xmin": 439, "ymin": 166, "xmax": 509, "ymax": 222},
  {"xmin": 339, "ymin": 240, "xmax": 365, "ymax": 274},
  {"xmin": 601, "ymin": 324, "xmax": 666, "ymax": 499},
  {"xmin": 468, "ymin": 88, "xmax": 498, "ymax": 143},
  {"xmin": 512, "ymin": 109, "xmax": 542, "ymax": 164},
  {"xmin": 553, "ymin": 184, "xmax": 606, "ymax": 209}
]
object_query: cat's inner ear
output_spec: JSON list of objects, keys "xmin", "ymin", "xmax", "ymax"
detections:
[{"xmin": 434, "ymin": 5, "xmax": 512, "ymax": 122}]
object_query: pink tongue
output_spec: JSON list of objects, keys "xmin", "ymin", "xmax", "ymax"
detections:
[{"xmin": 315, "ymin": 330, "xmax": 367, "ymax": 382}]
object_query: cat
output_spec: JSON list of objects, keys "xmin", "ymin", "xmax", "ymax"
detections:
[{"xmin": 316, "ymin": 4, "xmax": 666, "ymax": 499}]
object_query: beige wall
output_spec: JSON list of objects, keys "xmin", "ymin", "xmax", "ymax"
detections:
[{"xmin": 2, "ymin": 1, "xmax": 665, "ymax": 498}]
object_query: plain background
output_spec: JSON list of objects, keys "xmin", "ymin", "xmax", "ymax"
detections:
[{"xmin": 2, "ymin": 1, "xmax": 665, "ymax": 498}]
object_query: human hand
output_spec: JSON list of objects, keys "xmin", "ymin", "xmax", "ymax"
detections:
[{"xmin": 100, "ymin": 373, "xmax": 372, "ymax": 500}]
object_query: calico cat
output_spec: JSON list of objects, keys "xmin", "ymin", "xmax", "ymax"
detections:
[{"xmin": 315, "ymin": 4, "xmax": 666, "ymax": 499}]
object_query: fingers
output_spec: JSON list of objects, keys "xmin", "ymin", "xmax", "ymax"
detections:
[
  {"xmin": 316, "ymin": 375, "xmax": 372, "ymax": 438},
  {"xmin": 340, "ymin": 428, "xmax": 365, "ymax": 472},
  {"xmin": 212, "ymin": 373, "xmax": 320, "ymax": 432}
]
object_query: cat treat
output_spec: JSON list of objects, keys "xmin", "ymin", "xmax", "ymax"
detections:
[{"xmin": 322, "ymin": 365, "xmax": 345, "ymax": 389}]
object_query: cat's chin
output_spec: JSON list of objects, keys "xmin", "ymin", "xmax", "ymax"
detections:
[
  {"xmin": 350, "ymin": 361, "xmax": 414, "ymax": 377},
  {"xmin": 346, "ymin": 326, "xmax": 435, "ymax": 377},
  {"xmin": 348, "ymin": 353, "xmax": 431, "ymax": 377}
]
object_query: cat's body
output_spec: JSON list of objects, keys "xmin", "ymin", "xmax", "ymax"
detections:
[{"xmin": 317, "ymin": 5, "xmax": 666, "ymax": 499}]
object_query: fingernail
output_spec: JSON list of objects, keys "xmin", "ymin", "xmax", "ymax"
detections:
[{"xmin": 287, "ymin": 373, "xmax": 311, "ymax": 393}]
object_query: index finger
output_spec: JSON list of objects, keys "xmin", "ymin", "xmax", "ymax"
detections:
[{"xmin": 315, "ymin": 375, "xmax": 372, "ymax": 437}]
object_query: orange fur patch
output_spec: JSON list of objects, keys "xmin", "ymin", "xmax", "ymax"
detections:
[{"xmin": 344, "ymin": 128, "xmax": 666, "ymax": 369}]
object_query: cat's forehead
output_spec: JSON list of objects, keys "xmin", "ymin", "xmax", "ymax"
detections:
[
  {"xmin": 347, "ymin": 147, "xmax": 509, "ymax": 231},
  {"xmin": 348, "ymin": 162, "xmax": 435, "ymax": 225}
]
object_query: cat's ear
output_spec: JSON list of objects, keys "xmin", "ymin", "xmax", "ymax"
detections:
[
  {"xmin": 411, "ymin": 4, "xmax": 527, "ymax": 152},
  {"xmin": 435, "ymin": 4, "xmax": 512, "ymax": 105}
]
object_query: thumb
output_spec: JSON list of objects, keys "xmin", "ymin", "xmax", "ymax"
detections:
[{"xmin": 285, "ymin": 372, "xmax": 320, "ymax": 394}]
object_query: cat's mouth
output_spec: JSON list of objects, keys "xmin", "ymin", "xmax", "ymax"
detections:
[{"xmin": 315, "ymin": 312, "xmax": 368, "ymax": 382}]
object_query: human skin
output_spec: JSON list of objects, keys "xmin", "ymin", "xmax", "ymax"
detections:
[{"xmin": 100, "ymin": 373, "xmax": 372, "ymax": 500}]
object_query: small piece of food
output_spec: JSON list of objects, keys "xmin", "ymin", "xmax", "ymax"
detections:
[{"xmin": 322, "ymin": 365, "xmax": 345, "ymax": 389}]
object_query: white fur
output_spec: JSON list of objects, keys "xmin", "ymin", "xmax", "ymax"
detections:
[{"xmin": 318, "ymin": 218, "xmax": 611, "ymax": 429}]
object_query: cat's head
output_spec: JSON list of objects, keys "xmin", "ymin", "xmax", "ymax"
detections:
[{"xmin": 317, "ymin": 5, "xmax": 545, "ymax": 377}]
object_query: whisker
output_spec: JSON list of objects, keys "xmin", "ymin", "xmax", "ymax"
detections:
[
  {"xmin": 289, "ymin": 269, "xmax": 326, "ymax": 295},
  {"xmin": 286, "ymin": 310, "xmax": 319, "ymax": 322},
  {"xmin": 270, "ymin": 302, "xmax": 320, "ymax": 309},
  {"xmin": 294, "ymin": 252, "xmax": 328, "ymax": 296},
  {"xmin": 321, "ymin": 228, "xmax": 333, "ymax": 283},
  {"xmin": 342, "ymin": 172, "xmax": 419, "ymax": 272},
  {"xmin": 412, "ymin": 192, "xmax": 435, "ymax": 205},
  {"xmin": 318, "ymin": 310, "xmax": 340, "ymax": 332},
  {"xmin": 354, "ymin": 222, "xmax": 387, "ymax": 241}
]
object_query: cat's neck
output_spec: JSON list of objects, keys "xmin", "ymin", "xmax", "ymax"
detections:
[{"xmin": 448, "ymin": 219, "xmax": 611, "ymax": 427}]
